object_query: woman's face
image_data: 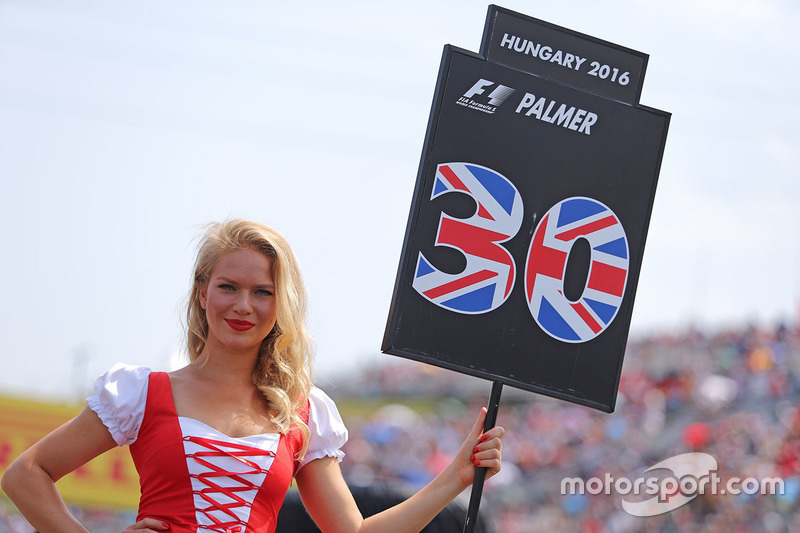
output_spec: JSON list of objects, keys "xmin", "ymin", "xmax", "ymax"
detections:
[{"xmin": 199, "ymin": 248, "xmax": 278, "ymax": 358}]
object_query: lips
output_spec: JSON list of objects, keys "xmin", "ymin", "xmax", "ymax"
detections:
[{"xmin": 225, "ymin": 319, "xmax": 255, "ymax": 331}]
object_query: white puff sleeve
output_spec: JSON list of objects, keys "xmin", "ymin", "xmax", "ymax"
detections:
[
  {"xmin": 298, "ymin": 387, "xmax": 349, "ymax": 470},
  {"xmin": 86, "ymin": 363, "xmax": 150, "ymax": 446}
]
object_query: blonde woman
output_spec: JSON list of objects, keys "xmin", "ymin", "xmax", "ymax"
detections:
[{"xmin": 1, "ymin": 219, "xmax": 504, "ymax": 533}]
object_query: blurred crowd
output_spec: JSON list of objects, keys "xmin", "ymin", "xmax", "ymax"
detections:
[
  {"xmin": 335, "ymin": 322, "xmax": 800, "ymax": 532},
  {"xmin": 1, "ymin": 322, "xmax": 798, "ymax": 532}
]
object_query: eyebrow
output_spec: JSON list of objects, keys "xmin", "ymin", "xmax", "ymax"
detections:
[{"xmin": 217, "ymin": 276, "xmax": 275, "ymax": 289}]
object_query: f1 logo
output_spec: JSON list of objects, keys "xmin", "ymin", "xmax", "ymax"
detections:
[{"xmin": 463, "ymin": 79, "xmax": 516, "ymax": 106}]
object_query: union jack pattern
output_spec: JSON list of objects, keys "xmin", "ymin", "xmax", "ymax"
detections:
[
  {"xmin": 413, "ymin": 163, "xmax": 523, "ymax": 314},
  {"xmin": 524, "ymin": 197, "xmax": 630, "ymax": 343}
]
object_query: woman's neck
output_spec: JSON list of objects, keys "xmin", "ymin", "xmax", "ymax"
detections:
[{"xmin": 190, "ymin": 346, "xmax": 259, "ymax": 386}]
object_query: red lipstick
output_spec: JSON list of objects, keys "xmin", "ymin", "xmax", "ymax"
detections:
[{"xmin": 225, "ymin": 319, "xmax": 255, "ymax": 331}]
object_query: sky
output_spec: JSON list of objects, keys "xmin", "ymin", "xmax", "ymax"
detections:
[{"xmin": 1, "ymin": 0, "xmax": 798, "ymax": 402}]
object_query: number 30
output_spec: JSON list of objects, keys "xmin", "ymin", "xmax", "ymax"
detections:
[{"xmin": 412, "ymin": 163, "xmax": 630, "ymax": 344}]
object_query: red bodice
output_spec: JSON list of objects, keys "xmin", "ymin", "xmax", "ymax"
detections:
[{"xmin": 129, "ymin": 372, "xmax": 306, "ymax": 533}]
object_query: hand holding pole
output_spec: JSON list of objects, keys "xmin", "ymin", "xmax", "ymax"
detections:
[{"xmin": 463, "ymin": 380, "xmax": 503, "ymax": 533}]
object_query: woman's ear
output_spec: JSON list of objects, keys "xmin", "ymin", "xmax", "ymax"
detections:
[{"xmin": 198, "ymin": 286, "xmax": 208, "ymax": 310}]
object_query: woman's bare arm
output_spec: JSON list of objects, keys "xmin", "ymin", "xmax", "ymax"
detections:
[
  {"xmin": 295, "ymin": 408, "xmax": 504, "ymax": 533},
  {"xmin": 1, "ymin": 406, "xmax": 118, "ymax": 533}
]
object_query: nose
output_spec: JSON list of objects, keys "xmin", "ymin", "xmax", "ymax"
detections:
[{"xmin": 232, "ymin": 291, "xmax": 253, "ymax": 314}]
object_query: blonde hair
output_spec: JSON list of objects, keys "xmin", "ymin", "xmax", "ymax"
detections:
[{"xmin": 186, "ymin": 219, "xmax": 312, "ymax": 457}]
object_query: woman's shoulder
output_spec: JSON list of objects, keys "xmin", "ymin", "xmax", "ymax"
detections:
[
  {"xmin": 100, "ymin": 362, "xmax": 152, "ymax": 380},
  {"xmin": 308, "ymin": 386, "xmax": 336, "ymax": 406},
  {"xmin": 298, "ymin": 386, "xmax": 348, "ymax": 469},
  {"xmin": 91, "ymin": 363, "xmax": 153, "ymax": 395},
  {"xmin": 87, "ymin": 363, "xmax": 153, "ymax": 446},
  {"xmin": 306, "ymin": 387, "xmax": 348, "ymax": 439},
  {"xmin": 307, "ymin": 386, "xmax": 347, "ymax": 423}
]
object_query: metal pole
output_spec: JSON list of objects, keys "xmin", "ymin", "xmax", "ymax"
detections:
[{"xmin": 463, "ymin": 380, "xmax": 503, "ymax": 533}]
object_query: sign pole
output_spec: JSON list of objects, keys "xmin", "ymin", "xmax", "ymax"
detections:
[{"xmin": 463, "ymin": 380, "xmax": 503, "ymax": 533}]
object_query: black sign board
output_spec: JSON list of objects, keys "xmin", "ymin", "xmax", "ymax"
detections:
[{"xmin": 383, "ymin": 5, "xmax": 670, "ymax": 413}]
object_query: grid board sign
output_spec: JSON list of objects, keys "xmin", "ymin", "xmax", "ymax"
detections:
[{"xmin": 383, "ymin": 5, "xmax": 670, "ymax": 412}]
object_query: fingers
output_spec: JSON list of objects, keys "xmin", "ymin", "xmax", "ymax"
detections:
[
  {"xmin": 471, "ymin": 425, "xmax": 504, "ymax": 471},
  {"xmin": 480, "ymin": 424, "xmax": 505, "ymax": 445},
  {"xmin": 470, "ymin": 407, "xmax": 504, "ymax": 475},
  {"xmin": 454, "ymin": 408, "xmax": 506, "ymax": 487},
  {"xmin": 122, "ymin": 518, "xmax": 170, "ymax": 532}
]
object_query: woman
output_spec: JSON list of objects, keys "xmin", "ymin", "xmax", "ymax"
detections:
[{"xmin": 1, "ymin": 219, "xmax": 504, "ymax": 533}]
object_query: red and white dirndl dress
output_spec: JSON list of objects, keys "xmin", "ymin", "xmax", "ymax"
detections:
[{"xmin": 88, "ymin": 364, "xmax": 348, "ymax": 533}]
